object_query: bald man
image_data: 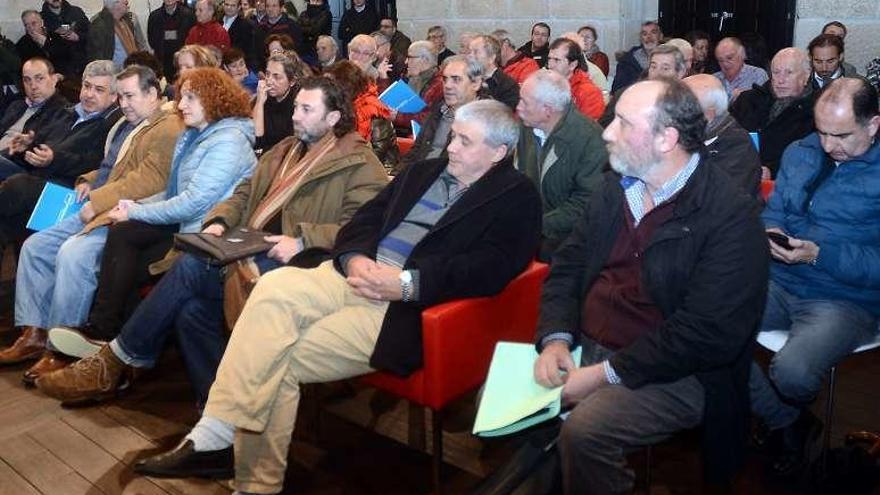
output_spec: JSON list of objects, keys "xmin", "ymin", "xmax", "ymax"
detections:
[
  {"xmin": 685, "ymin": 73, "xmax": 761, "ymax": 196},
  {"xmin": 185, "ymin": 0, "xmax": 231, "ymax": 50},
  {"xmin": 730, "ymin": 47, "xmax": 815, "ymax": 177},
  {"xmin": 713, "ymin": 37, "xmax": 768, "ymax": 100}
]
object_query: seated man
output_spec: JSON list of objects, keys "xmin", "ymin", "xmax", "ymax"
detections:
[
  {"xmin": 731, "ymin": 48, "xmax": 815, "ymax": 177},
  {"xmin": 533, "ymin": 79, "xmax": 768, "ymax": 494},
  {"xmin": 750, "ymin": 77, "xmax": 880, "ymax": 476},
  {"xmin": 468, "ymin": 35, "xmax": 519, "ymax": 109},
  {"xmin": 395, "ymin": 55, "xmax": 484, "ymax": 173},
  {"xmin": 492, "ymin": 29, "xmax": 539, "ymax": 85},
  {"xmin": 0, "ymin": 59, "xmax": 121, "ymax": 246},
  {"xmin": 0, "ymin": 57, "xmax": 68, "ymax": 178},
  {"xmin": 37, "ymin": 77, "xmax": 389, "ymax": 408},
  {"xmin": 684, "ymin": 73, "xmax": 762, "ymax": 197},
  {"xmin": 546, "ymin": 38, "xmax": 604, "ymax": 121},
  {"xmin": 390, "ymin": 40, "xmax": 442, "ymax": 132},
  {"xmin": 118, "ymin": 100, "xmax": 541, "ymax": 492},
  {"xmin": 713, "ymin": 37, "xmax": 768, "ymax": 101},
  {"xmin": 0, "ymin": 65, "xmax": 181, "ymax": 383},
  {"xmin": 514, "ymin": 69, "xmax": 608, "ymax": 259}
]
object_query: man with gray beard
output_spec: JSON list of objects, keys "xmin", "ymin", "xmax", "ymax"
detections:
[{"xmin": 533, "ymin": 78, "xmax": 768, "ymax": 493}]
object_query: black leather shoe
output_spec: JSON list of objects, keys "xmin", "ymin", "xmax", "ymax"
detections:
[
  {"xmin": 770, "ymin": 410, "xmax": 823, "ymax": 477},
  {"xmin": 134, "ymin": 440, "xmax": 233, "ymax": 479}
]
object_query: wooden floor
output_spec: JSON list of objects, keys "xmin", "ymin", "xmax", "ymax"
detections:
[{"xmin": 0, "ymin": 246, "xmax": 879, "ymax": 494}]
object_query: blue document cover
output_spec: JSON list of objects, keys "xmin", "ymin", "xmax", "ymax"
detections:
[
  {"xmin": 379, "ymin": 80, "xmax": 427, "ymax": 113},
  {"xmin": 411, "ymin": 120, "xmax": 421, "ymax": 139},
  {"xmin": 26, "ymin": 182, "xmax": 83, "ymax": 231},
  {"xmin": 749, "ymin": 132, "xmax": 760, "ymax": 151}
]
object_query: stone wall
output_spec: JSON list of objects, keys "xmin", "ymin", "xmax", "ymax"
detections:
[
  {"xmin": 795, "ymin": 0, "xmax": 880, "ymax": 73},
  {"xmin": 3, "ymin": 0, "xmax": 879, "ymax": 76}
]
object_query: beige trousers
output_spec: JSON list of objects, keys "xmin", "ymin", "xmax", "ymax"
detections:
[{"xmin": 203, "ymin": 260, "xmax": 389, "ymax": 493}]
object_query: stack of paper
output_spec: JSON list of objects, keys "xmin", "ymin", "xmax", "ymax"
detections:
[
  {"xmin": 473, "ymin": 342, "xmax": 582, "ymax": 437},
  {"xmin": 379, "ymin": 80, "xmax": 427, "ymax": 114},
  {"xmin": 26, "ymin": 182, "xmax": 83, "ymax": 231}
]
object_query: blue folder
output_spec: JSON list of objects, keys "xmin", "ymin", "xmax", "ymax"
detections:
[
  {"xmin": 26, "ymin": 182, "xmax": 84, "ymax": 231},
  {"xmin": 379, "ymin": 80, "xmax": 427, "ymax": 114}
]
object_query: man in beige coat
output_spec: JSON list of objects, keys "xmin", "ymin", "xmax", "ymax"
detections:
[
  {"xmin": 37, "ymin": 76, "xmax": 389, "ymax": 411},
  {"xmin": 0, "ymin": 65, "xmax": 181, "ymax": 384}
]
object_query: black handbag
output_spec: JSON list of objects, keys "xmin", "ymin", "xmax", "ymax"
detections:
[{"xmin": 173, "ymin": 226, "xmax": 274, "ymax": 265}]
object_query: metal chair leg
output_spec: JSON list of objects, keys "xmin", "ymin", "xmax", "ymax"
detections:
[
  {"xmin": 822, "ymin": 365, "xmax": 837, "ymax": 473},
  {"xmin": 431, "ymin": 409, "xmax": 444, "ymax": 495}
]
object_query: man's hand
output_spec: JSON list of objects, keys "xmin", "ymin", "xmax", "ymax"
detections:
[
  {"xmin": 265, "ymin": 235, "xmax": 301, "ymax": 263},
  {"xmin": 107, "ymin": 199, "xmax": 133, "ymax": 223},
  {"xmin": 254, "ymin": 79, "xmax": 269, "ymax": 106},
  {"xmin": 768, "ymin": 229, "xmax": 819, "ymax": 265},
  {"xmin": 534, "ymin": 340, "xmax": 576, "ymax": 388},
  {"xmin": 75, "ymin": 182, "xmax": 91, "ymax": 202},
  {"xmin": 79, "ymin": 201, "xmax": 96, "ymax": 222},
  {"xmin": 8, "ymin": 131, "xmax": 34, "ymax": 154},
  {"xmin": 345, "ymin": 255, "xmax": 403, "ymax": 301},
  {"xmin": 29, "ymin": 31, "xmax": 47, "ymax": 46},
  {"xmin": 24, "ymin": 144, "xmax": 54, "ymax": 167},
  {"xmin": 561, "ymin": 363, "xmax": 607, "ymax": 405},
  {"xmin": 57, "ymin": 28, "xmax": 79, "ymax": 42},
  {"xmin": 202, "ymin": 223, "xmax": 226, "ymax": 236}
]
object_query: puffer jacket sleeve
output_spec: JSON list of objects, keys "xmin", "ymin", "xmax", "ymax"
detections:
[{"xmin": 127, "ymin": 124, "xmax": 257, "ymax": 230}]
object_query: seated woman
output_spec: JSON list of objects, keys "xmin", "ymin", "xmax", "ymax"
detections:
[
  {"xmin": 253, "ymin": 52, "xmax": 312, "ymax": 155},
  {"xmin": 164, "ymin": 45, "xmax": 221, "ymax": 99},
  {"xmin": 47, "ymin": 67, "xmax": 258, "ymax": 358},
  {"xmin": 578, "ymin": 25, "xmax": 609, "ymax": 76},
  {"xmin": 324, "ymin": 60, "xmax": 399, "ymax": 173},
  {"xmin": 263, "ymin": 33, "xmax": 295, "ymax": 61},
  {"xmin": 222, "ymin": 47, "xmax": 258, "ymax": 95}
]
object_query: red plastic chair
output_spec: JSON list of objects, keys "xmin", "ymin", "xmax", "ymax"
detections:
[
  {"xmin": 397, "ymin": 137, "xmax": 414, "ymax": 157},
  {"xmin": 360, "ymin": 261, "xmax": 550, "ymax": 494},
  {"xmin": 760, "ymin": 179, "xmax": 775, "ymax": 202}
]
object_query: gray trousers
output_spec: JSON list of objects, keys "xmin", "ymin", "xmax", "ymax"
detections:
[{"xmin": 559, "ymin": 343, "xmax": 705, "ymax": 495}]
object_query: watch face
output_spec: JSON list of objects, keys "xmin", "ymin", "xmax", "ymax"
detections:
[{"xmin": 399, "ymin": 270, "xmax": 412, "ymax": 283}]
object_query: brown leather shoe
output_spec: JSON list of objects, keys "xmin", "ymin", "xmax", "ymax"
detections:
[
  {"xmin": 35, "ymin": 345, "xmax": 129, "ymax": 405},
  {"xmin": 0, "ymin": 326, "xmax": 47, "ymax": 365},
  {"xmin": 22, "ymin": 351, "xmax": 74, "ymax": 387}
]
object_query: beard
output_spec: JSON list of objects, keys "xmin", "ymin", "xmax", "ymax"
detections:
[{"xmin": 607, "ymin": 141, "xmax": 662, "ymax": 178}]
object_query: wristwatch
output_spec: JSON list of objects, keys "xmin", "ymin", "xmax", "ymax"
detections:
[{"xmin": 399, "ymin": 270, "xmax": 413, "ymax": 302}]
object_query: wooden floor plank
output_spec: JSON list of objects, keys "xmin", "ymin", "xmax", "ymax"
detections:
[
  {"xmin": 0, "ymin": 458, "xmax": 41, "ymax": 495},
  {"xmin": 0, "ymin": 433, "xmax": 97, "ymax": 495}
]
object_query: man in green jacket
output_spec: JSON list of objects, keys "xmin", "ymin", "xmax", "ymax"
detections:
[{"xmin": 514, "ymin": 69, "xmax": 608, "ymax": 259}]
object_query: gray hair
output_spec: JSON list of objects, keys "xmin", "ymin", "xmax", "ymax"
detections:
[
  {"xmin": 650, "ymin": 44, "xmax": 688, "ymax": 75},
  {"xmin": 454, "ymin": 99, "xmax": 519, "ymax": 157},
  {"xmin": 427, "ymin": 25, "xmax": 447, "ymax": 37},
  {"xmin": 21, "ymin": 9, "xmax": 41, "ymax": 21},
  {"xmin": 664, "ymin": 38, "xmax": 693, "ymax": 62},
  {"xmin": 524, "ymin": 69, "xmax": 571, "ymax": 112},
  {"xmin": 348, "ymin": 34, "xmax": 377, "ymax": 54},
  {"xmin": 441, "ymin": 54, "xmax": 483, "ymax": 82},
  {"xmin": 317, "ymin": 35, "xmax": 337, "ymax": 50},
  {"xmin": 408, "ymin": 40, "xmax": 437, "ymax": 67},
  {"xmin": 779, "ymin": 47, "xmax": 812, "ymax": 75},
  {"xmin": 371, "ymin": 31, "xmax": 390, "ymax": 46},
  {"xmin": 103, "ymin": 0, "xmax": 123, "ymax": 7},
  {"xmin": 82, "ymin": 60, "xmax": 118, "ymax": 93},
  {"xmin": 490, "ymin": 29, "xmax": 515, "ymax": 48}
]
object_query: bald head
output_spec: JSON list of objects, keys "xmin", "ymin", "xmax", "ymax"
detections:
[
  {"xmin": 195, "ymin": 0, "xmax": 215, "ymax": 23},
  {"xmin": 683, "ymin": 73, "xmax": 728, "ymax": 121},
  {"xmin": 770, "ymin": 47, "xmax": 810, "ymax": 98},
  {"xmin": 814, "ymin": 77, "xmax": 880, "ymax": 162},
  {"xmin": 715, "ymin": 37, "xmax": 745, "ymax": 81}
]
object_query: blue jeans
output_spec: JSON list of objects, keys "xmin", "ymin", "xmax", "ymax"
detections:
[
  {"xmin": 15, "ymin": 214, "xmax": 108, "ymax": 329},
  {"xmin": 750, "ymin": 280, "xmax": 878, "ymax": 430},
  {"xmin": 110, "ymin": 252, "xmax": 282, "ymax": 408},
  {"xmin": 0, "ymin": 154, "xmax": 26, "ymax": 180}
]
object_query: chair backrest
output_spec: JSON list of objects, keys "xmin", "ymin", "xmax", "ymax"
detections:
[
  {"xmin": 398, "ymin": 137, "xmax": 414, "ymax": 157},
  {"xmin": 760, "ymin": 179, "xmax": 775, "ymax": 202}
]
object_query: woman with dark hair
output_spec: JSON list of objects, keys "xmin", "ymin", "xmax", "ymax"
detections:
[
  {"xmin": 222, "ymin": 47, "xmax": 259, "ymax": 94},
  {"xmin": 47, "ymin": 67, "xmax": 258, "ymax": 354},
  {"xmin": 577, "ymin": 25, "xmax": 609, "ymax": 76},
  {"xmin": 253, "ymin": 52, "xmax": 312, "ymax": 154},
  {"xmin": 685, "ymin": 30, "xmax": 715, "ymax": 74},
  {"xmin": 264, "ymin": 33, "xmax": 295, "ymax": 59},
  {"xmin": 324, "ymin": 60, "xmax": 399, "ymax": 172}
]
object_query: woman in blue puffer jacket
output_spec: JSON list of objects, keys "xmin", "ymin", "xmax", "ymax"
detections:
[{"xmin": 69, "ymin": 67, "xmax": 258, "ymax": 344}]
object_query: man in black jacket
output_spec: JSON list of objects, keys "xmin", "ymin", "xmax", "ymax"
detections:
[
  {"xmin": 147, "ymin": 0, "xmax": 196, "ymax": 82},
  {"xmin": 15, "ymin": 11, "xmax": 77, "ymax": 82},
  {"xmin": 469, "ymin": 35, "xmax": 520, "ymax": 110},
  {"xmin": 611, "ymin": 21, "xmax": 662, "ymax": 93},
  {"xmin": 39, "ymin": 0, "xmax": 90, "ymax": 78},
  {"xmin": 533, "ymin": 79, "xmax": 768, "ymax": 494},
  {"xmin": 221, "ymin": 0, "xmax": 257, "ymax": 70},
  {"xmin": 338, "ymin": 0, "xmax": 378, "ymax": 55},
  {"xmin": 132, "ymin": 99, "xmax": 542, "ymax": 493},
  {"xmin": 0, "ymin": 58, "xmax": 68, "ymax": 176},
  {"xmin": 730, "ymin": 47, "xmax": 815, "ymax": 177},
  {"xmin": 0, "ymin": 59, "xmax": 120, "ymax": 246}
]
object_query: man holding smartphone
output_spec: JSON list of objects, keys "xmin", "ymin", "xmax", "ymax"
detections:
[
  {"xmin": 752, "ymin": 77, "xmax": 880, "ymax": 477},
  {"xmin": 40, "ymin": 0, "xmax": 90, "ymax": 78}
]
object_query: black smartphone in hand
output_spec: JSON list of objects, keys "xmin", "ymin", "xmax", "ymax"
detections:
[{"xmin": 767, "ymin": 231, "xmax": 793, "ymax": 250}]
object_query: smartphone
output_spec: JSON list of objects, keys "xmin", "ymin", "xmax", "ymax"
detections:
[
  {"xmin": 767, "ymin": 231, "xmax": 793, "ymax": 250},
  {"xmin": 60, "ymin": 24, "xmax": 71, "ymax": 31}
]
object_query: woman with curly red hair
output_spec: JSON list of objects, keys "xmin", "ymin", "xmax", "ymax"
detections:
[
  {"xmin": 48, "ymin": 67, "xmax": 259, "ymax": 354},
  {"xmin": 324, "ymin": 60, "xmax": 399, "ymax": 172}
]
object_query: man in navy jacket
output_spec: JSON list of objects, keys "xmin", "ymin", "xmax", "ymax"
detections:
[{"xmin": 751, "ymin": 77, "xmax": 880, "ymax": 476}]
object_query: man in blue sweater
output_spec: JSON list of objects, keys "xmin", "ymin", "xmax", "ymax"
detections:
[{"xmin": 751, "ymin": 77, "xmax": 880, "ymax": 476}]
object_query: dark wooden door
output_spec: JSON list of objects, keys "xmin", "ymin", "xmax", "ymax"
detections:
[{"xmin": 658, "ymin": 0, "xmax": 796, "ymax": 60}]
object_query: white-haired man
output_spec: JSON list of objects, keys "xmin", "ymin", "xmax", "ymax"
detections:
[
  {"xmin": 87, "ymin": 0, "xmax": 147, "ymax": 68},
  {"xmin": 713, "ymin": 37, "xmax": 768, "ymax": 100}
]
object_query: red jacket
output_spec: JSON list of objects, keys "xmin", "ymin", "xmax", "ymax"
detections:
[
  {"xmin": 569, "ymin": 69, "xmax": 605, "ymax": 120},
  {"xmin": 502, "ymin": 52, "xmax": 540, "ymax": 85},
  {"xmin": 185, "ymin": 21, "xmax": 230, "ymax": 50},
  {"xmin": 393, "ymin": 70, "xmax": 444, "ymax": 131}
]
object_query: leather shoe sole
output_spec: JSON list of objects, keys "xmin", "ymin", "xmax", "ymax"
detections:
[
  {"xmin": 134, "ymin": 439, "xmax": 233, "ymax": 479},
  {"xmin": 48, "ymin": 327, "xmax": 105, "ymax": 359}
]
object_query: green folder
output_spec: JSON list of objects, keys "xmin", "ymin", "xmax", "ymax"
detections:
[{"xmin": 473, "ymin": 341, "xmax": 582, "ymax": 437}]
